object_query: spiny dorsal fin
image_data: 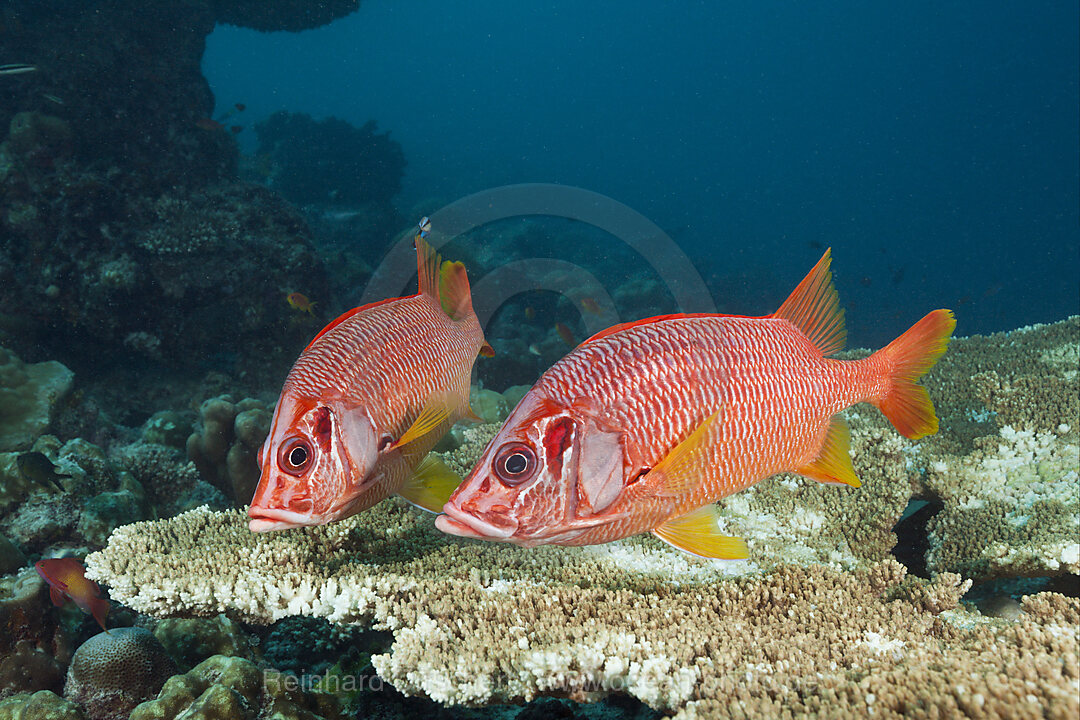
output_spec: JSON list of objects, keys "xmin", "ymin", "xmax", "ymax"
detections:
[
  {"xmin": 797, "ymin": 417, "xmax": 861, "ymax": 488},
  {"xmin": 415, "ymin": 236, "xmax": 440, "ymax": 301},
  {"xmin": 398, "ymin": 455, "xmax": 462, "ymax": 513},
  {"xmin": 773, "ymin": 249, "xmax": 846, "ymax": 356},
  {"xmin": 652, "ymin": 504, "xmax": 748, "ymax": 559}
]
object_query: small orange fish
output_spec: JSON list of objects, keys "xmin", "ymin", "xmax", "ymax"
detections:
[
  {"xmin": 438, "ymin": 250, "xmax": 955, "ymax": 558},
  {"xmin": 555, "ymin": 322, "xmax": 575, "ymax": 346},
  {"xmin": 287, "ymin": 292, "xmax": 317, "ymax": 315},
  {"xmin": 580, "ymin": 297, "xmax": 602, "ymax": 315},
  {"xmin": 35, "ymin": 558, "xmax": 109, "ymax": 632},
  {"xmin": 250, "ymin": 237, "xmax": 494, "ymax": 531}
]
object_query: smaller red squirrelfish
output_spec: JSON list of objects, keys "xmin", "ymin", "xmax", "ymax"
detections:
[
  {"xmin": 249, "ymin": 234, "xmax": 493, "ymax": 531},
  {"xmin": 35, "ymin": 558, "xmax": 109, "ymax": 632},
  {"xmin": 437, "ymin": 250, "xmax": 955, "ymax": 558}
]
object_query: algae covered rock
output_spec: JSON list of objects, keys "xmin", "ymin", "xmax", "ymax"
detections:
[
  {"xmin": 0, "ymin": 347, "xmax": 73, "ymax": 452},
  {"xmin": 64, "ymin": 627, "xmax": 177, "ymax": 720},
  {"xmin": 187, "ymin": 396, "xmax": 270, "ymax": 506},
  {"xmin": 130, "ymin": 655, "xmax": 341, "ymax": 720},
  {"xmin": 0, "ymin": 691, "xmax": 84, "ymax": 720}
]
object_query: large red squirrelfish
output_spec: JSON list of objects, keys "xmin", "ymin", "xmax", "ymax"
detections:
[
  {"xmin": 437, "ymin": 250, "xmax": 955, "ymax": 558},
  {"xmin": 249, "ymin": 235, "xmax": 493, "ymax": 532}
]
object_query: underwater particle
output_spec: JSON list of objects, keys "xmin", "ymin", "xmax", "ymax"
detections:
[{"xmin": 64, "ymin": 627, "xmax": 177, "ymax": 720}]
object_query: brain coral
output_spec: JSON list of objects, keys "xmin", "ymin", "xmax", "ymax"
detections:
[{"xmin": 64, "ymin": 627, "xmax": 177, "ymax": 720}]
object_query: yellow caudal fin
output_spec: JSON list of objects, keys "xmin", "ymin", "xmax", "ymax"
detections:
[
  {"xmin": 398, "ymin": 455, "xmax": 462, "ymax": 513},
  {"xmin": 647, "ymin": 409, "xmax": 724, "ymax": 498},
  {"xmin": 871, "ymin": 309, "xmax": 956, "ymax": 439},
  {"xmin": 652, "ymin": 504, "xmax": 748, "ymax": 559},
  {"xmin": 773, "ymin": 249, "xmax": 846, "ymax": 356},
  {"xmin": 797, "ymin": 417, "xmax": 861, "ymax": 488}
]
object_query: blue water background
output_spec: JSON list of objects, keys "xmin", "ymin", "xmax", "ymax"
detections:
[{"xmin": 204, "ymin": 0, "xmax": 1079, "ymax": 348}]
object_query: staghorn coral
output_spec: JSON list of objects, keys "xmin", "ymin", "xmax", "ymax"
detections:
[{"xmin": 85, "ymin": 503, "xmax": 1078, "ymax": 715}]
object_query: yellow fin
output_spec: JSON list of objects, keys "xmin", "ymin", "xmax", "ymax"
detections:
[
  {"xmin": 649, "ymin": 409, "xmax": 723, "ymax": 498},
  {"xmin": 438, "ymin": 260, "xmax": 476, "ymax": 321},
  {"xmin": 797, "ymin": 417, "xmax": 861, "ymax": 488},
  {"xmin": 393, "ymin": 395, "xmax": 453, "ymax": 450},
  {"xmin": 652, "ymin": 504, "xmax": 748, "ymax": 559},
  {"xmin": 397, "ymin": 455, "xmax": 462, "ymax": 513},
  {"xmin": 772, "ymin": 249, "xmax": 846, "ymax": 356},
  {"xmin": 479, "ymin": 341, "xmax": 495, "ymax": 358}
]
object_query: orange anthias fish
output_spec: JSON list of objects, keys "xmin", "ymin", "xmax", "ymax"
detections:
[
  {"xmin": 287, "ymin": 291, "xmax": 317, "ymax": 315},
  {"xmin": 35, "ymin": 558, "xmax": 109, "ymax": 631},
  {"xmin": 249, "ymin": 236, "xmax": 494, "ymax": 531},
  {"xmin": 437, "ymin": 250, "xmax": 955, "ymax": 558}
]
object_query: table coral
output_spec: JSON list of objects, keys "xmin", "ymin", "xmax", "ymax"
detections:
[{"xmin": 85, "ymin": 502, "xmax": 1078, "ymax": 715}]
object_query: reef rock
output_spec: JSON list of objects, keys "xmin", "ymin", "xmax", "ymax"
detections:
[{"xmin": 0, "ymin": 347, "xmax": 73, "ymax": 452}]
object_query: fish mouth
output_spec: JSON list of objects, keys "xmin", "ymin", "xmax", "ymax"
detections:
[
  {"xmin": 247, "ymin": 506, "xmax": 315, "ymax": 532},
  {"xmin": 436, "ymin": 503, "xmax": 517, "ymax": 540}
]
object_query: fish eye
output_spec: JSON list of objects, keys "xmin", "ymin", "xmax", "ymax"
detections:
[
  {"xmin": 278, "ymin": 437, "xmax": 314, "ymax": 476},
  {"xmin": 493, "ymin": 442, "xmax": 537, "ymax": 486}
]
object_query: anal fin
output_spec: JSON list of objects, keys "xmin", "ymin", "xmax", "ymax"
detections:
[
  {"xmin": 397, "ymin": 455, "xmax": 462, "ymax": 513},
  {"xmin": 797, "ymin": 417, "xmax": 861, "ymax": 488},
  {"xmin": 652, "ymin": 504, "xmax": 748, "ymax": 559}
]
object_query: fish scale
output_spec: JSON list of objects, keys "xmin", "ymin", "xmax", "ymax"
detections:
[{"xmin": 438, "ymin": 249, "xmax": 955, "ymax": 558}]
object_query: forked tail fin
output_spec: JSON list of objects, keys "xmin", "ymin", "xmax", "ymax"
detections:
[{"xmin": 871, "ymin": 309, "xmax": 956, "ymax": 439}]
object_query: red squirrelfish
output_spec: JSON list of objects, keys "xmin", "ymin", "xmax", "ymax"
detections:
[
  {"xmin": 437, "ymin": 250, "xmax": 955, "ymax": 558},
  {"xmin": 35, "ymin": 558, "xmax": 109, "ymax": 632},
  {"xmin": 249, "ymin": 235, "xmax": 494, "ymax": 531}
]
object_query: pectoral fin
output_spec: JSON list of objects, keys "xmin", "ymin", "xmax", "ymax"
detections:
[
  {"xmin": 649, "ymin": 409, "xmax": 723, "ymax": 498},
  {"xmin": 397, "ymin": 455, "xmax": 462, "ymax": 513},
  {"xmin": 393, "ymin": 394, "xmax": 453, "ymax": 450},
  {"xmin": 797, "ymin": 417, "xmax": 861, "ymax": 488},
  {"xmin": 652, "ymin": 504, "xmax": 748, "ymax": 559}
]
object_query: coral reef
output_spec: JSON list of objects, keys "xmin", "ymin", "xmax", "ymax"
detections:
[
  {"xmin": 0, "ymin": 691, "xmax": 84, "ymax": 720},
  {"xmin": 85, "ymin": 502, "xmax": 1079, "ymax": 714},
  {"xmin": 254, "ymin": 112, "xmax": 406, "ymax": 208},
  {"xmin": 64, "ymin": 628, "xmax": 177, "ymax": 720},
  {"xmin": 0, "ymin": 347, "xmax": 73, "ymax": 452},
  {"xmin": 128, "ymin": 654, "xmax": 341, "ymax": 720},
  {"xmin": 186, "ymin": 395, "xmax": 270, "ymax": 507}
]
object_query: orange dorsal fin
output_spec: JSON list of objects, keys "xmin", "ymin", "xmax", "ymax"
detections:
[
  {"xmin": 438, "ymin": 260, "xmax": 475, "ymax": 321},
  {"xmin": 797, "ymin": 417, "xmax": 861, "ymax": 488},
  {"xmin": 773, "ymin": 249, "xmax": 846, "ymax": 356},
  {"xmin": 416, "ymin": 235, "xmax": 440, "ymax": 301}
]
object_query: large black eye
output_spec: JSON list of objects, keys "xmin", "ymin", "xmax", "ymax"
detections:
[
  {"xmin": 278, "ymin": 437, "xmax": 313, "ymax": 476},
  {"xmin": 493, "ymin": 442, "xmax": 537, "ymax": 486}
]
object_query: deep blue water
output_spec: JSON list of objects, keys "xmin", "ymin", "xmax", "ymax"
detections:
[{"xmin": 204, "ymin": 0, "xmax": 1079, "ymax": 348}]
